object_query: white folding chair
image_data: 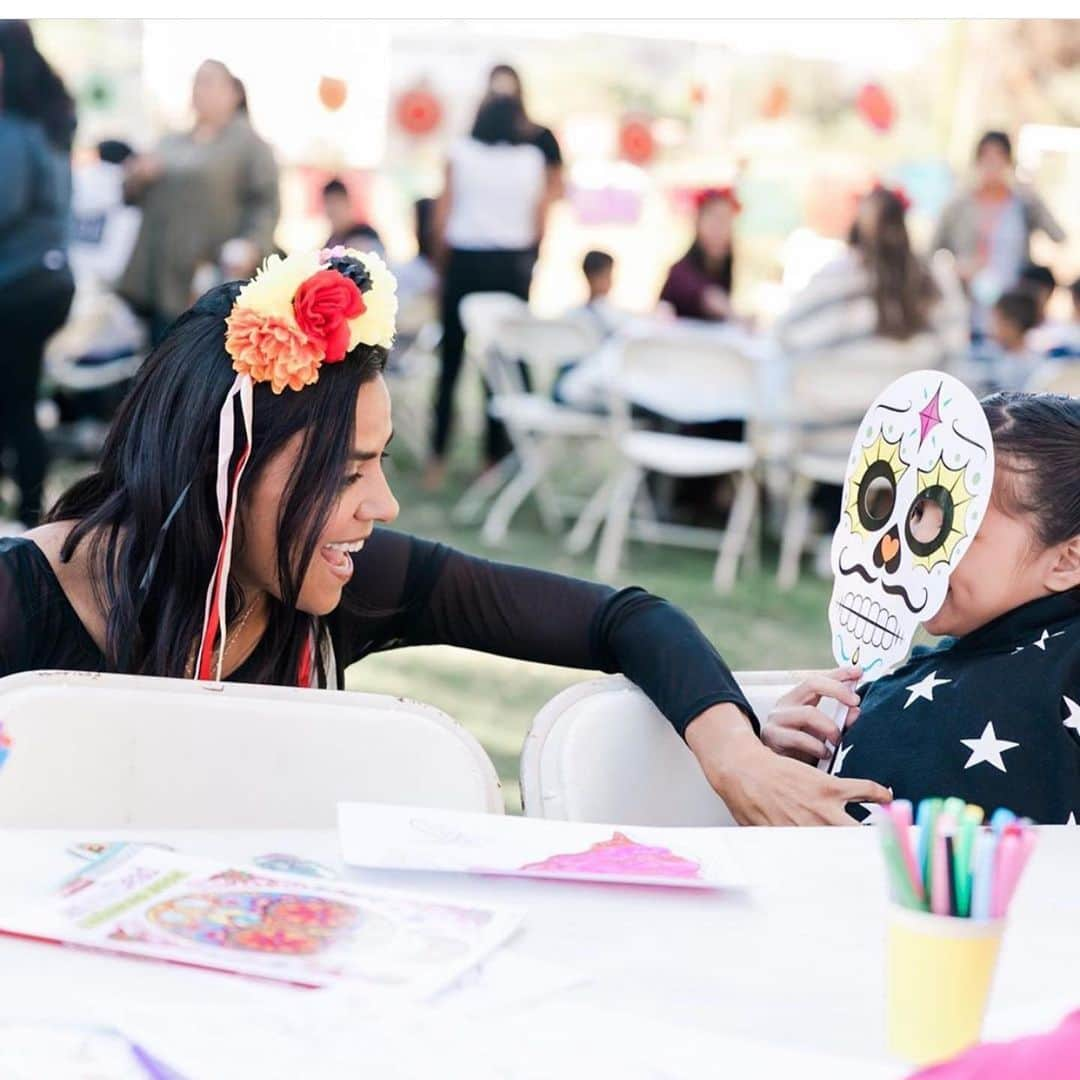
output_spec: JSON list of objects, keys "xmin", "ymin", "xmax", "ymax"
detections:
[
  {"xmin": 593, "ymin": 336, "xmax": 760, "ymax": 592},
  {"xmin": 479, "ymin": 313, "xmax": 608, "ymax": 544},
  {"xmin": 776, "ymin": 342, "xmax": 940, "ymax": 590},
  {"xmin": 520, "ymin": 672, "xmax": 797, "ymax": 825},
  {"xmin": 385, "ymin": 291, "xmax": 441, "ymax": 464},
  {"xmin": 451, "ymin": 293, "xmax": 532, "ymax": 525},
  {"xmin": 0, "ymin": 671, "xmax": 503, "ymax": 827},
  {"xmin": 1027, "ymin": 362, "xmax": 1080, "ymax": 396}
]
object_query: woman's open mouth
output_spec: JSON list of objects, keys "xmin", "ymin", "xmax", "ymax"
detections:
[{"xmin": 320, "ymin": 539, "xmax": 365, "ymax": 581}]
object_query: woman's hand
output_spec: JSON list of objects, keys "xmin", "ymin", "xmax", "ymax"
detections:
[
  {"xmin": 685, "ymin": 702, "xmax": 890, "ymax": 826},
  {"xmin": 763, "ymin": 666, "xmax": 862, "ymax": 766}
]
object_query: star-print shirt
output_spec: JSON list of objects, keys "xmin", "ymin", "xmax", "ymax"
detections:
[{"xmin": 835, "ymin": 591, "xmax": 1080, "ymax": 824}]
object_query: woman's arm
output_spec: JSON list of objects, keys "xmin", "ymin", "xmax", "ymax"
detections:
[{"xmin": 333, "ymin": 531, "xmax": 890, "ymax": 824}]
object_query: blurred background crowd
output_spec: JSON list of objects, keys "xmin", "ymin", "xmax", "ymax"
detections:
[{"xmin": 2, "ymin": 18, "xmax": 1078, "ymax": 801}]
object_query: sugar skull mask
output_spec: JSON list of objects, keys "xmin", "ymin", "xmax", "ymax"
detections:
[{"xmin": 829, "ymin": 370, "xmax": 994, "ymax": 682}]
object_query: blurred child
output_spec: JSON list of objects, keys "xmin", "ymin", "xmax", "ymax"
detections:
[
  {"xmin": 984, "ymin": 288, "xmax": 1041, "ymax": 388},
  {"xmin": 1018, "ymin": 262, "xmax": 1056, "ymax": 325},
  {"xmin": 763, "ymin": 392, "xmax": 1080, "ymax": 825},
  {"xmin": 1032, "ymin": 275, "xmax": 1080, "ymax": 362},
  {"xmin": 323, "ymin": 178, "xmax": 383, "ymax": 257}
]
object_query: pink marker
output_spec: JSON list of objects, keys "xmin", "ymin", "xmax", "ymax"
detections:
[
  {"xmin": 889, "ymin": 800, "xmax": 924, "ymax": 903},
  {"xmin": 991, "ymin": 832, "xmax": 1023, "ymax": 918},
  {"xmin": 996, "ymin": 828, "xmax": 1037, "ymax": 917},
  {"xmin": 931, "ymin": 824, "xmax": 951, "ymax": 916}
]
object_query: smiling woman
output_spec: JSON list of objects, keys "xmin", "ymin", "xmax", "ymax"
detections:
[{"xmin": 0, "ymin": 250, "xmax": 894, "ymax": 827}]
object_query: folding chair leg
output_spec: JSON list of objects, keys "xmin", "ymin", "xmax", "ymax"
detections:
[
  {"xmin": 595, "ymin": 464, "xmax": 644, "ymax": 581},
  {"xmin": 564, "ymin": 476, "xmax": 612, "ymax": 556},
  {"xmin": 481, "ymin": 443, "xmax": 554, "ymax": 545},
  {"xmin": 451, "ymin": 455, "xmax": 518, "ymax": 525},
  {"xmin": 777, "ymin": 473, "xmax": 815, "ymax": 591},
  {"xmin": 713, "ymin": 470, "xmax": 759, "ymax": 592}
]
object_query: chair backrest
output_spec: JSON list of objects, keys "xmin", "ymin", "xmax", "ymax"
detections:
[
  {"xmin": 486, "ymin": 313, "xmax": 601, "ymax": 396},
  {"xmin": 520, "ymin": 672, "xmax": 797, "ymax": 826},
  {"xmin": 0, "ymin": 671, "xmax": 503, "ymax": 827},
  {"xmin": 459, "ymin": 292, "xmax": 530, "ymax": 361},
  {"xmin": 1027, "ymin": 362, "xmax": 1080, "ymax": 396},
  {"xmin": 612, "ymin": 335, "xmax": 758, "ymax": 424}
]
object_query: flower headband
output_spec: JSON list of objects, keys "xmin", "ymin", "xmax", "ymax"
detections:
[
  {"xmin": 193, "ymin": 248, "xmax": 398, "ymax": 685},
  {"xmin": 694, "ymin": 186, "xmax": 742, "ymax": 214},
  {"xmin": 868, "ymin": 182, "xmax": 911, "ymax": 212}
]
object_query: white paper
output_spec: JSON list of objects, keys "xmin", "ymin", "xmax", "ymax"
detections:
[
  {"xmin": 829, "ymin": 370, "xmax": 994, "ymax": 683},
  {"xmin": 338, "ymin": 803, "xmax": 746, "ymax": 890}
]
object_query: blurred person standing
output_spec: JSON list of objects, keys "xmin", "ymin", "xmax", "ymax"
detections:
[
  {"xmin": 426, "ymin": 95, "xmax": 548, "ymax": 490},
  {"xmin": 659, "ymin": 188, "xmax": 738, "ymax": 321},
  {"xmin": 931, "ymin": 131, "xmax": 1064, "ymax": 336},
  {"xmin": 775, "ymin": 185, "xmax": 966, "ymax": 361},
  {"xmin": 0, "ymin": 20, "xmax": 76, "ymax": 528},
  {"xmin": 119, "ymin": 59, "xmax": 279, "ymax": 344}
]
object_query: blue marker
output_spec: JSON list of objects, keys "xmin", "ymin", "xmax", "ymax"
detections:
[
  {"xmin": 990, "ymin": 808, "xmax": 1016, "ymax": 834},
  {"xmin": 916, "ymin": 798, "xmax": 943, "ymax": 885},
  {"xmin": 970, "ymin": 828, "xmax": 998, "ymax": 920}
]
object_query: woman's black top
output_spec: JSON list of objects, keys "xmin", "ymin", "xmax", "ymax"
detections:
[
  {"xmin": 837, "ymin": 591, "xmax": 1080, "ymax": 824},
  {"xmin": 0, "ymin": 531, "xmax": 755, "ymax": 739}
]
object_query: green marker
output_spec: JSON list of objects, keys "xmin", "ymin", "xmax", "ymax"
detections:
[
  {"xmin": 954, "ymin": 816, "xmax": 980, "ymax": 917},
  {"xmin": 918, "ymin": 798, "xmax": 943, "ymax": 888},
  {"xmin": 880, "ymin": 821, "xmax": 921, "ymax": 910},
  {"xmin": 943, "ymin": 797, "xmax": 966, "ymax": 822}
]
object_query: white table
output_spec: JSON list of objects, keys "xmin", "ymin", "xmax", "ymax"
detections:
[{"xmin": 0, "ymin": 827, "xmax": 1076, "ymax": 1078}]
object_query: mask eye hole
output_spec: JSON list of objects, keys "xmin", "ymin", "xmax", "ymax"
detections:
[
  {"xmin": 905, "ymin": 486, "xmax": 954, "ymax": 556},
  {"xmin": 858, "ymin": 464, "xmax": 897, "ymax": 533}
]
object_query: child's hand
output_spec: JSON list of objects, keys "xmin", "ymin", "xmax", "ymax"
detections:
[{"xmin": 763, "ymin": 667, "xmax": 862, "ymax": 766}]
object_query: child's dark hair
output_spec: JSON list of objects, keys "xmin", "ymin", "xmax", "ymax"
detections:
[
  {"xmin": 582, "ymin": 250, "xmax": 614, "ymax": 279},
  {"xmin": 322, "ymin": 177, "xmax": 348, "ymax": 199},
  {"xmin": 994, "ymin": 289, "xmax": 1039, "ymax": 334},
  {"xmin": 976, "ymin": 130, "xmax": 1012, "ymax": 161},
  {"xmin": 983, "ymin": 392, "xmax": 1080, "ymax": 550},
  {"xmin": 1019, "ymin": 263, "xmax": 1056, "ymax": 295}
]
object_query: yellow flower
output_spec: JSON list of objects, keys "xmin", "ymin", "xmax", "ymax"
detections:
[
  {"xmin": 232, "ymin": 250, "xmax": 323, "ymax": 323},
  {"xmin": 340, "ymin": 247, "xmax": 399, "ymax": 352}
]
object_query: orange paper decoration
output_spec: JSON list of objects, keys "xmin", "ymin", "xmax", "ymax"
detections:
[
  {"xmin": 761, "ymin": 82, "xmax": 791, "ymax": 120},
  {"xmin": 318, "ymin": 76, "xmax": 348, "ymax": 112}
]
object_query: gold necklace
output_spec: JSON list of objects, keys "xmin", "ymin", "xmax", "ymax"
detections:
[{"xmin": 183, "ymin": 597, "xmax": 261, "ymax": 678}]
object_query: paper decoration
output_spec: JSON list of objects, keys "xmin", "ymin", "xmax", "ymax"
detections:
[
  {"xmin": 0, "ymin": 845, "xmax": 520, "ymax": 995},
  {"xmin": 318, "ymin": 76, "xmax": 348, "ymax": 112},
  {"xmin": 338, "ymin": 803, "xmax": 746, "ymax": 890},
  {"xmin": 761, "ymin": 81, "xmax": 791, "ymax": 120},
  {"xmin": 394, "ymin": 87, "xmax": 442, "ymax": 137},
  {"xmin": 829, "ymin": 370, "xmax": 994, "ymax": 683},
  {"xmin": 856, "ymin": 83, "xmax": 895, "ymax": 133},
  {"xmin": 618, "ymin": 116, "xmax": 656, "ymax": 166}
]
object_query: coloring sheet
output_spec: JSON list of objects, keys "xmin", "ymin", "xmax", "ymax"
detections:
[
  {"xmin": 829, "ymin": 370, "xmax": 994, "ymax": 682},
  {"xmin": 0, "ymin": 845, "xmax": 521, "ymax": 996},
  {"xmin": 338, "ymin": 803, "xmax": 746, "ymax": 890}
]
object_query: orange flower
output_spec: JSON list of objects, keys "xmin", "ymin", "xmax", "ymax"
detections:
[{"xmin": 224, "ymin": 309, "xmax": 325, "ymax": 394}]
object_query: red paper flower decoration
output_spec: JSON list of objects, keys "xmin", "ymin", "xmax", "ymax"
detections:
[
  {"xmin": 619, "ymin": 117, "xmax": 655, "ymax": 166},
  {"xmin": 292, "ymin": 269, "xmax": 365, "ymax": 363},
  {"xmin": 856, "ymin": 83, "xmax": 895, "ymax": 133},
  {"xmin": 395, "ymin": 88, "xmax": 442, "ymax": 137}
]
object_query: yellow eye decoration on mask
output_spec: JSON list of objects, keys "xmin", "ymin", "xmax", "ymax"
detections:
[
  {"xmin": 904, "ymin": 455, "xmax": 973, "ymax": 572},
  {"xmin": 845, "ymin": 431, "xmax": 909, "ymax": 540}
]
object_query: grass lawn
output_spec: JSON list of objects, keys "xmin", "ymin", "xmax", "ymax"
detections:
[{"xmin": 346, "ymin": 442, "xmax": 835, "ymax": 812}]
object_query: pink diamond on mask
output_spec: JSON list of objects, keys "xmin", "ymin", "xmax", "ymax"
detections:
[{"xmin": 918, "ymin": 385, "xmax": 943, "ymax": 447}]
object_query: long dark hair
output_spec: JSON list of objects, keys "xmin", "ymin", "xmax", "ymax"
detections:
[
  {"xmin": 684, "ymin": 192, "xmax": 734, "ymax": 294},
  {"xmin": 471, "ymin": 95, "xmax": 526, "ymax": 146},
  {"xmin": 46, "ymin": 283, "xmax": 388, "ymax": 681},
  {"xmin": 850, "ymin": 187, "xmax": 938, "ymax": 340},
  {"xmin": 0, "ymin": 20, "xmax": 76, "ymax": 151},
  {"xmin": 983, "ymin": 393, "xmax": 1080, "ymax": 562}
]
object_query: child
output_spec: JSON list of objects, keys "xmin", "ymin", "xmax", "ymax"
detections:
[
  {"xmin": 981, "ymin": 288, "xmax": 1041, "ymax": 389},
  {"xmin": 764, "ymin": 392, "xmax": 1080, "ymax": 823},
  {"xmin": 1018, "ymin": 262, "xmax": 1056, "ymax": 326},
  {"xmin": 574, "ymin": 249, "xmax": 623, "ymax": 340},
  {"xmin": 322, "ymin": 178, "xmax": 383, "ymax": 256}
]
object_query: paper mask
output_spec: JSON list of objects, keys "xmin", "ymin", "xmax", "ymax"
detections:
[{"xmin": 829, "ymin": 370, "xmax": 994, "ymax": 682}]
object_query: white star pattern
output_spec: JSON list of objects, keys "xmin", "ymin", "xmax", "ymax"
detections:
[
  {"xmin": 831, "ymin": 742, "xmax": 853, "ymax": 775},
  {"xmin": 1063, "ymin": 696, "xmax": 1080, "ymax": 733},
  {"xmin": 904, "ymin": 671, "xmax": 952, "ymax": 709},
  {"xmin": 1033, "ymin": 629, "xmax": 1066, "ymax": 651},
  {"xmin": 961, "ymin": 722, "xmax": 1020, "ymax": 773},
  {"xmin": 1068, "ymin": 812, "xmax": 1078, "ymax": 826}
]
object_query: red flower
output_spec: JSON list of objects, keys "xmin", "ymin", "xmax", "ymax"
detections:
[{"xmin": 292, "ymin": 269, "xmax": 365, "ymax": 362}]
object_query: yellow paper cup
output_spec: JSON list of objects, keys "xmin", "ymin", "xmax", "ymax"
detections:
[{"xmin": 887, "ymin": 905, "xmax": 1005, "ymax": 1066}]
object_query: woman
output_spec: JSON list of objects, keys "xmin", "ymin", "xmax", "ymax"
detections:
[
  {"xmin": 659, "ymin": 188, "xmax": 738, "ymax": 321},
  {"xmin": 932, "ymin": 131, "xmax": 1065, "ymax": 335},
  {"xmin": 0, "ymin": 247, "xmax": 888, "ymax": 826},
  {"xmin": 119, "ymin": 58, "xmax": 279, "ymax": 344},
  {"xmin": 0, "ymin": 21, "xmax": 76, "ymax": 527},
  {"xmin": 775, "ymin": 185, "xmax": 966, "ymax": 358},
  {"xmin": 427, "ymin": 95, "xmax": 550, "ymax": 489}
]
